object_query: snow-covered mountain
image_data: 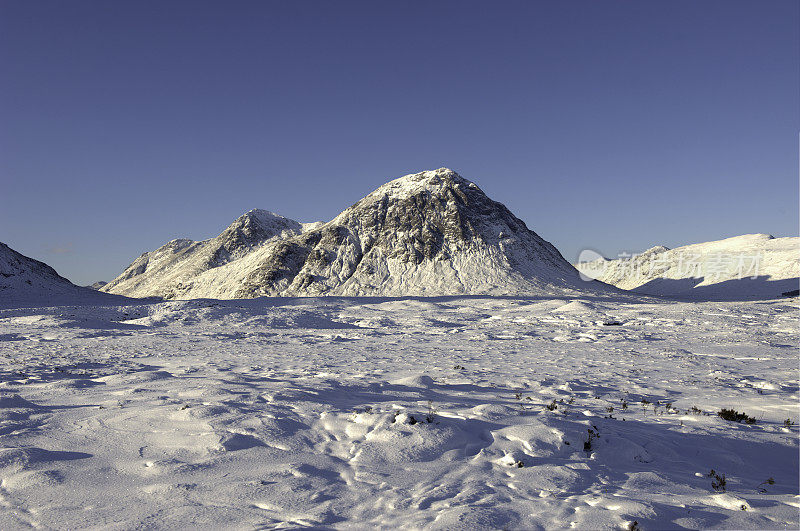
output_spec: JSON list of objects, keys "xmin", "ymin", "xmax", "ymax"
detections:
[
  {"xmin": 576, "ymin": 234, "xmax": 799, "ymax": 300},
  {"xmin": 101, "ymin": 209, "xmax": 302, "ymax": 299},
  {"xmin": 0, "ymin": 242, "xmax": 75, "ymax": 293},
  {"xmin": 103, "ymin": 168, "xmax": 593, "ymax": 299},
  {"xmin": 0, "ymin": 242, "xmax": 124, "ymax": 307}
]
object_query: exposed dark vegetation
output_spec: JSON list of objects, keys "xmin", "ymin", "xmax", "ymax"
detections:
[
  {"xmin": 718, "ymin": 409, "xmax": 756, "ymax": 424},
  {"xmin": 708, "ymin": 469, "xmax": 727, "ymax": 492}
]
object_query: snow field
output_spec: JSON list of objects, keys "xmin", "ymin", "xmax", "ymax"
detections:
[{"xmin": 0, "ymin": 295, "xmax": 797, "ymax": 529}]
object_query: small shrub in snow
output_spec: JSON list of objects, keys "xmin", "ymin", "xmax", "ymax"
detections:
[
  {"xmin": 584, "ymin": 427, "xmax": 599, "ymax": 452},
  {"xmin": 708, "ymin": 469, "xmax": 726, "ymax": 492},
  {"xmin": 758, "ymin": 477, "xmax": 775, "ymax": 493},
  {"xmin": 784, "ymin": 418, "xmax": 794, "ymax": 428},
  {"xmin": 718, "ymin": 408, "xmax": 756, "ymax": 424},
  {"xmin": 425, "ymin": 400, "xmax": 437, "ymax": 423},
  {"xmin": 545, "ymin": 399, "xmax": 558, "ymax": 411}
]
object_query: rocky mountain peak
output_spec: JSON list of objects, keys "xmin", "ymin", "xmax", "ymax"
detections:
[
  {"xmin": 362, "ymin": 168, "xmax": 477, "ymax": 202},
  {"xmin": 218, "ymin": 209, "xmax": 302, "ymax": 258},
  {"xmin": 103, "ymin": 169, "xmax": 590, "ymax": 299},
  {"xmin": 330, "ymin": 168, "xmax": 536, "ymax": 264}
]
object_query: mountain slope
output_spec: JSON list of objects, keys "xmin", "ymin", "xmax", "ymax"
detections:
[
  {"xmin": 103, "ymin": 169, "xmax": 593, "ymax": 299},
  {"xmin": 0, "ymin": 242, "xmax": 124, "ymax": 307},
  {"xmin": 1, "ymin": 242, "xmax": 74, "ymax": 292},
  {"xmin": 576, "ymin": 234, "xmax": 799, "ymax": 301},
  {"xmin": 101, "ymin": 210, "xmax": 303, "ymax": 299}
]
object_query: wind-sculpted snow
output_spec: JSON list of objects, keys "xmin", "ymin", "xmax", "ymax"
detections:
[
  {"xmin": 0, "ymin": 296, "xmax": 797, "ymax": 528},
  {"xmin": 103, "ymin": 169, "xmax": 593, "ymax": 299},
  {"xmin": 576, "ymin": 234, "xmax": 799, "ymax": 301}
]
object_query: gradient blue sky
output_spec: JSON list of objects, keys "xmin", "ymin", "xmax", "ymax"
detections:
[{"xmin": 1, "ymin": 0, "xmax": 798, "ymax": 285}]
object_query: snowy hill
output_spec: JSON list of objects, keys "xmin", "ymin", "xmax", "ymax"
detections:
[
  {"xmin": 0, "ymin": 242, "xmax": 125, "ymax": 307},
  {"xmin": 103, "ymin": 168, "xmax": 594, "ymax": 299},
  {"xmin": 0, "ymin": 242, "xmax": 75, "ymax": 293},
  {"xmin": 101, "ymin": 209, "xmax": 303, "ymax": 299},
  {"xmin": 576, "ymin": 234, "xmax": 799, "ymax": 301}
]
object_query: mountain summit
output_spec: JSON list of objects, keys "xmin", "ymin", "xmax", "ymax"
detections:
[{"xmin": 103, "ymin": 169, "xmax": 588, "ymax": 299}]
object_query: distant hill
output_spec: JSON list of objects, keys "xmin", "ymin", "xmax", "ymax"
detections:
[{"xmin": 575, "ymin": 234, "xmax": 799, "ymax": 301}]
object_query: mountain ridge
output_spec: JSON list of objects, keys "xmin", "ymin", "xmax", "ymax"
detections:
[
  {"xmin": 575, "ymin": 233, "xmax": 799, "ymax": 300},
  {"xmin": 102, "ymin": 168, "xmax": 592, "ymax": 299}
]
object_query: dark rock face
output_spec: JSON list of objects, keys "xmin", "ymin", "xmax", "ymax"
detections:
[
  {"xmin": 103, "ymin": 169, "xmax": 584, "ymax": 299},
  {"xmin": 247, "ymin": 169, "xmax": 574, "ymax": 297},
  {"xmin": 207, "ymin": 209, "xmax": 303, "ymax": 267}
]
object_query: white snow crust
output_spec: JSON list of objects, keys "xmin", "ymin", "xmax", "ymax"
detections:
[{"xmin": 0, "ymin": 294, "xmax": 797, "ymax": 528}]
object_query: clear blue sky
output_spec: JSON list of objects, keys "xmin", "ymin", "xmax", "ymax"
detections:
[{"xmin": 1, "ymin": 0, "xmax": 797, "ymax": 285}]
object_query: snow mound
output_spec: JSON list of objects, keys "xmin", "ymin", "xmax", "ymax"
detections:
[{"xmin": 551, "ymin": 300, "xmax": 596, "ymax": 313}]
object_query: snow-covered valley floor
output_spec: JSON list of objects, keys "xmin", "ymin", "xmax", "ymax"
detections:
[{"xmin": 0, "ymin": 295, "xmax": 797, "ymax": 529}]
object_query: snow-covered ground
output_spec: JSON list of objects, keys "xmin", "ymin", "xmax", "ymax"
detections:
[{"xmin": 0, "ymin": 295, "xmax": 797, "ymax": 529}]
